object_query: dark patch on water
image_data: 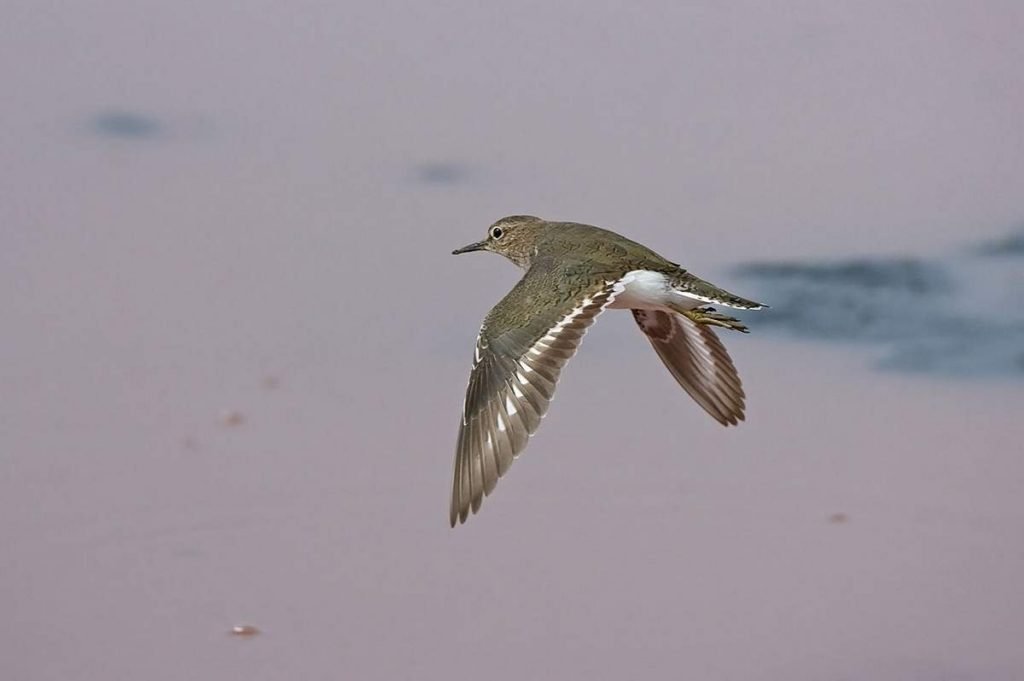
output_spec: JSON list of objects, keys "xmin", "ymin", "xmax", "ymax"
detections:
[
  {"xmin": 732, "ymin": 258, "xmax": 953, "ymax": 342},
  {"xmin": 974, "ymin": 230, "xmax": 1024, "ymax": 257},
  {"xmin": 732, "ymin": 232, "xmax": 1024, "ymax": 378},
  {"xmin": 880, "ymin": 329, "xmax": 1024, "ymax": 375},
  {"xmin": 735, "ymin": 258, "xmax": 949, "ymax": 293},
  {"xmin": 411, "ymin": 162, "xmax": 473, "ymax": 186},
  {"xmin": 91, "ymin": 110, "xmax": 163, "ymax": 139}
]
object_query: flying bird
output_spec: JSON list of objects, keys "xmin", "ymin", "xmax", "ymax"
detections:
[{"xmin": 450, "ymin": 215, "xmax": 765, "ymax": 526}]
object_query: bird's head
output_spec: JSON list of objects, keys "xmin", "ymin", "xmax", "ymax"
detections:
[{"xmin": 452, "ymin": 215, "xmax": 545, "ymax": 269}]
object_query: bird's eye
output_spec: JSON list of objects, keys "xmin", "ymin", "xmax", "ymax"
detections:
[{"xmin": 490, "ymin": 227, "xmax": 504, "ymax": 239}]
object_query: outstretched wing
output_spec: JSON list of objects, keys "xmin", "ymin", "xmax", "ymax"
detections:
[
  {"xmin": 632, "ymin": 309, "xmax": 746, "ymax": 426},
  {"xmin": 451, "ymin": 268, "xmax": 620, "ymax": 526}
]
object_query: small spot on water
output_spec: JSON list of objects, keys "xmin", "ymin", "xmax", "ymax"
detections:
[
  {"xmin": 412, "ymin": 162, "xmax": 473, "ymax": 186},
  {"xmin": 220, "ymin": 411, "xmax": 246, "ymax": 427},
  {"xmin": 230, "ymin": 625, "xmax": 260, "ymax": 637},
  {"xmin": 91, "ymin": 110, "xmax": 163, "ymax": 139}
]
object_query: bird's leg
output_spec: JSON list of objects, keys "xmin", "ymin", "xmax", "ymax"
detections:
[{"xmin": 682, "ymin": 307, "xmax": 750, "ymax": 333}]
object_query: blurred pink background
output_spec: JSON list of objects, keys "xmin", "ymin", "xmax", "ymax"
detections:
[{"xmin": 2, "ymin": 2, "xmax": 1023, "ymax": 679}]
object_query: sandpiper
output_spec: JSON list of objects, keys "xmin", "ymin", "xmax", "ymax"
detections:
[{"xmin": 450, "ymin": 215, "xmax": 765, "ymax": 526}]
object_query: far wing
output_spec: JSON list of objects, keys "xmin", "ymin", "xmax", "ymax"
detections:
[{"xmin": 632, "ymin": 309, "xmax": 746, "ymax": 426}]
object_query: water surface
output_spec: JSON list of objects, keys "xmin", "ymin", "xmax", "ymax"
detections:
[{"xmin": 2, "ymin": 3, "xmax": 1023, "ymax": 680}]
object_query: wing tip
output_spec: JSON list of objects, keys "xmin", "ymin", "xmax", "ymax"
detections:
[
  {"xmin": 449, "ymin": 501, "xmax": 475, "ymax": 528},
  {"xmin": 715, "ymin": 410, "xmax": 746, "ymax": 427}
]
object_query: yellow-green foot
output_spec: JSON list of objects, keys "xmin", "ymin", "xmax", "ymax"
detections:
[{"xmin": 683, "ymin": 307, "xmax": 750, "ymax": 333}]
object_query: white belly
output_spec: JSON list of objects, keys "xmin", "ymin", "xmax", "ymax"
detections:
[{"xmin": 608, "ymin": 270, "xmax": 702, "ymax": 311}]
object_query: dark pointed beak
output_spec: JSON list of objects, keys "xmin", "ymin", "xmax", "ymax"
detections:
[{"xmin": 452, "ymin": 240, "xmax": 487, "ymax": 255}]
